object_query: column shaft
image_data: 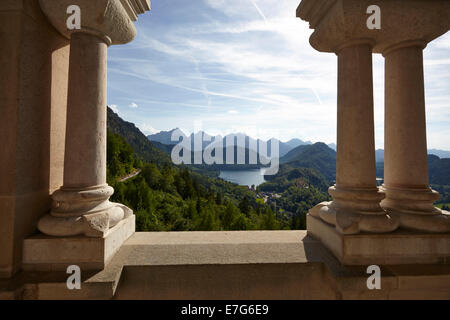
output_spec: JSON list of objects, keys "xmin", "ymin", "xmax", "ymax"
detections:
[
  {"xmin": 64, "ymin": 32, "xmax": 107, "ymax": 188},
  {"xmin": 384, "ymin": 45, "xmax": 428, "ymax": 189},
  {"xmin": 336, "ymin": 43, "xmax": 377, "ymax": 189},
  {"xmin": 381, "ymin": 43, "xmax": 449, "ymax": 233}
]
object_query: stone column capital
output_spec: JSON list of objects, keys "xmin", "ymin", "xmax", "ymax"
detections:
[
  {"xmin": 39, "ymin": 0, "xmax": 150, "ymax": 46},
  {"xmin": 335, "ymin": 38, "xmax": 375, "ymax": 54},
  {"xmin": 297, "ymin": 0, "xmax": 450, "ymax": 54},
  {"xmin": 381, "ymin": 39, "xmax": 427, "ymax": 57}
]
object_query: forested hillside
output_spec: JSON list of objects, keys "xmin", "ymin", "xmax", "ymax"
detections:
[
  {"xmin": 106, "ymin": 110, "xmax": 291, "ymax": 231},
  {"xmin": 280, "ymin": 143, "xmax": 336, "ymax": 181},
  {"xmin": 376, "ymin": 155, "xmax": 450, "ymax": 186},
  {"xmin": 261, "ymin": 166, "xmax": 330, "ymax": 193},
  {"xmin": 428, "ymin": 155, "xmax": 450, "ymax": 186},
  {"xmin": 107, "ymin": 107, "xmax": 171, "ymax": 166},
  {"xmin": 257, "ymin": 165, "xmax": 331, "ymax": 229}
]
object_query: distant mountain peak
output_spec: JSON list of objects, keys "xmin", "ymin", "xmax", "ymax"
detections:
[{"xmin": 147, "ymin": 128, "xmax": 184, "ymax": 145}]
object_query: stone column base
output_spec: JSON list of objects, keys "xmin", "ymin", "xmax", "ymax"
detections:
[
  {"xmin": 22, "ymin": 214, "xmax": 135, "ymax": 272},
  {"xmin": 381, "ymin": 186, "xmax": 450, "ymax": 233},
  {"xmin": 310, "ymin": 198, "xmax": 399, "ymax": 235},
  {"xmin": 38, "ymin": 185, "xmax": 131, "ymax": 237},
  {"xmin": 307, "ymin": 214, "xmax": 450, "ymax": 265}
]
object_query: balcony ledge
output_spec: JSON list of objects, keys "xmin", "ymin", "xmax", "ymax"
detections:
[{"xmin": 2, "ymin": 230, "xmax": 450, "ymax": 300}]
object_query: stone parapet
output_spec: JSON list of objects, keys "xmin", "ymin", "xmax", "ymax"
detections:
[
  {"xmin": 2, "ymin": 231, "xmax": 449, "ymax": 300},
  {"xmin": 23, "ymin": 214, "xmax": 135, "ymax": 272}
]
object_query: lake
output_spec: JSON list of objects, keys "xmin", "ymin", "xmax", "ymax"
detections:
[{"xmin": 219, "ymin": 169, "xmax": 267, "ymax": 187}]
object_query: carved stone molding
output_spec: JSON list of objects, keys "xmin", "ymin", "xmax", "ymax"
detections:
[
  {"xmin": 39, "ymin": 0, "xmax": 150, "ymax": 45},
  {"xmin": 297, "ymin": 0, "xmax": 450, "ymax": 54},
  {"xmin": 120, "ymin": 0, "xmax": 151, "ymax": 21}
]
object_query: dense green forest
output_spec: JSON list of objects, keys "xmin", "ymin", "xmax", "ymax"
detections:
[
  {"xmin": 107, "ymin": 130, "xmax": 289, "ymax": 231},
  {"xmin": 107, "ymin": 107, "xmax": 334, "ymax": 231}
]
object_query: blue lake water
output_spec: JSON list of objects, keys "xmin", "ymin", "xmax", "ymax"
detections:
[{"xmin": 219, "ymin": 169, "xmax": 267, "ymax": 187}]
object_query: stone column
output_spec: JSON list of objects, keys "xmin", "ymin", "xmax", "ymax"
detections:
[
  {"xmin": 35, "ymin": 0, "xmax": 150, "ymax": 239},
  {"xmin": 310, "ymin": 41, "xmax": 398, "ymax": 234},
  {"xmin": 381, "ymin": 41, "xmax": 450, "ymax": 232},
  {"xmin": 63, "ymin": 32, "xmax": 108, "ymax": 189},
  {"xmin": 38, "ymin": 31, "xmax": 130, "ymax": 237}
]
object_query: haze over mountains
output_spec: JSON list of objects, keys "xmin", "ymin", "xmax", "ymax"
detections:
[
  {"xmin": 375, "ymin": 149, "xmax": 450, "ymax": 163},
  {"xmin": 148, "ymin": 129, "xmax": 450, "ymax": 161},
  {"xmin": 148, "ymin": 129, "xmax": 328, "ymax": 158}
]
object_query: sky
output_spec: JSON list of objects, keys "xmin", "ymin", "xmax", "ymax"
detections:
[{"xmin": 107, "ymin": 0, "xmax": 450, "ymax": 150}]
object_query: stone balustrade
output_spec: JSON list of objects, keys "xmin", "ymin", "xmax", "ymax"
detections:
[{"xmin": 1, "ymin": 0, "xmax": 450, "ymax": 300}]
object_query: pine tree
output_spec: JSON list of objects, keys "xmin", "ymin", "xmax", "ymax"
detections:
[
  {"xmin": 231, "ymin": 214, "xmax": 248, "ymax": 230},
  {"xmin": 261, "ymin": 207, "xmax": 280, "ymax": 230},
  {"xmin": 199, "ymin": 210, "xmax": 217, "ymax": 231},
  {"xmin": 215, "ymin": 192, "xmax": 223, "ymax": 205},
  {"xmin": 196, "ymin": 197, "xmax": 202, "ymax": 215},
  {"xmin": 223, "ymin": 202, "xmax": 238, "ymax": 230},
  {"xmin": 239, "ymin": 196, "xmax": 251, "ymax": 216},
  {"xmin": 186, "ymin": 200, "xmax": 197, "ymax": 220}
]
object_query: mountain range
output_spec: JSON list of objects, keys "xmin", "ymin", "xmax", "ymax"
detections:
[
  {"xmin": 149, "ymin": 129, "xmax": 450, "ymax": 162},
  {"xmin": 147, "ymin": 129, "xmax": 313, "ymax": 157},
  {"xmin": 147, "ymin": 126, "xmax": 338, "ymax": 181},
  {"xmin": 375, "ymin": 149, "xmax": 450, "ymax": 163},
  {"xmin": 108, "ymin": 108, "xmax": 450, "ymax": 186}
]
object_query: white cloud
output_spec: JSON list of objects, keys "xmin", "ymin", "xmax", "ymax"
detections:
[
  {"xmin": 129, "ymin": 102, "xmax": 138, "ymax": 108},
  {"xmin": 139, "ymin": 123, "xmax": 160, "ymax": 135},
  {"xmin": 109, "ymin": 104, "xmax": 120, "ymax": 114},
  {"xmin": 112, "ymin": 0, "xmax": 337, "ymax": 144},
  {"xmin": 107, "ymin": 0, "xmax": 450, "ymax": 150}
]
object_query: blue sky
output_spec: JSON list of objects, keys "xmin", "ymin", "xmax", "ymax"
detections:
[{"xmin": 107, "ymin": 0, "xmax": 450, "ymax": 150}]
